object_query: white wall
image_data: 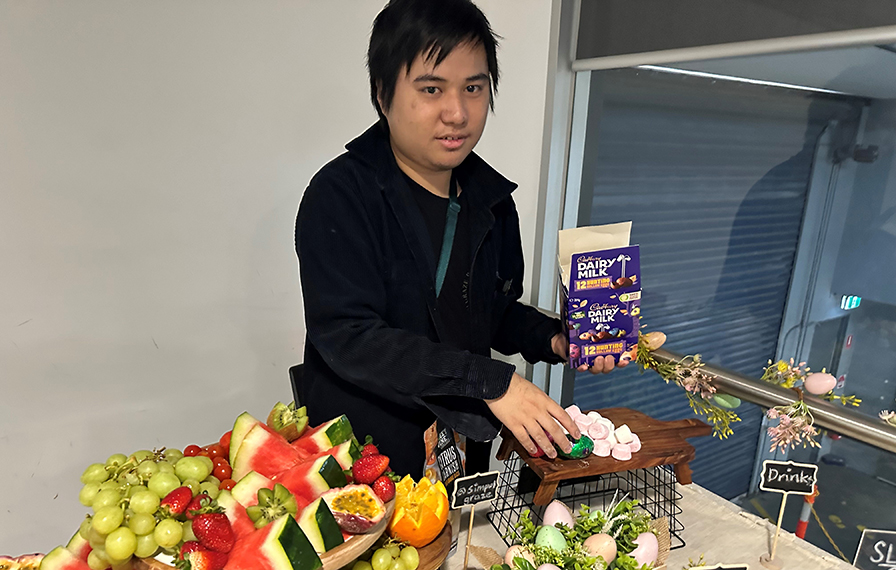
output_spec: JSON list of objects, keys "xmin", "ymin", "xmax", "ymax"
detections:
[{"xmin": 0, "ymin": 0, "xmax": 554, "ymax": 552}]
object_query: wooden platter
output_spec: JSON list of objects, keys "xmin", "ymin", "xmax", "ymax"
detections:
[
  {"xmin": 495, "ymin": 407, "xmax": 711, "ymax": 505},
  {"xmin": 133, "ymin": 499, "xmax": 455, "ymax": 570},
  {"xmin": 417, "ymin": 522, "xmax": 453, "ymax": 570},
  {"xmin": 134, "ymin": 501, "xmax": 396, "ymax": 570}
]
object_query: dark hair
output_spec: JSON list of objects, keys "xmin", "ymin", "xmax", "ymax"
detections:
[{"xmin": 367, "ymin": 0, "xmax": 500, "ymax": 122}]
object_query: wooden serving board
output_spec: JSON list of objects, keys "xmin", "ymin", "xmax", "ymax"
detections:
[
  {"xmin": 495, "ymin": 408, "xmax": 711, "ymax": 505},
  {"xmin": 417, "ymin": 522, "xmax": 453, "ymax": 570}
]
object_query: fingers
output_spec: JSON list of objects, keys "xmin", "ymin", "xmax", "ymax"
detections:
[
  {"xmin": 617, "ymin": 358, "xmax": 630, "ymax": 368},
  {"xmin": 527, "ymin": 421, "xmax": 558, "ymax": 459},
  {"xmin": 587, "ymin": 355, "xmax": 616, "ymax": 374},
  {"xmin": 545, "ymin": 399, "xmax": 580, "ymax": 440},
  {"xmin": 510, "ymin": 426, "xmax": 542, "ymax": 458}
]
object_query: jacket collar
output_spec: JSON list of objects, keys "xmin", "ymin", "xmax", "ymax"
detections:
[{"xmin": 345, "ymin": 122, "xmax": 518, "ymax": 209}]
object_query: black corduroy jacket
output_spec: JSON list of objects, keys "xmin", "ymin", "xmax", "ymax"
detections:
[{"xmin": 295, "ymin": 123, "xmax": 562, "ymax": 476}]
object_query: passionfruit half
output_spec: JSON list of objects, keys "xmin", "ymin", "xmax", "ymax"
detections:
[{"xmin": 320, "ymin": 484, "xmax": 385, "ymax": 534}]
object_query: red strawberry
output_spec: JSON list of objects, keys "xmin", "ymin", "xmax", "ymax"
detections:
[
  {"xmin": 192, "ymin": 512, "xmax": 235, "ymax": 553},
  {"xmin": 178, "ymin": 541, "xmax": 205, "ymax": 560},
  {"xmin": 161, "ymin": 486, "xmax": 194, "ymax": 516},
  {"xmin": 177, "ymin": 550, "xmax": 228, "ymax": 570},
  {"xmin": 361, "ymin": 443, "xmax": 379, "ymax": 457},
  {"xmin": 372, "ymin": 475, "xmax": 395, "ymax": 502},
  {"xmin": 352, "ymin": 454, "xmax": 390, "ymax": 484},
  {"xmin": 185, "ymin": 493, "xmax": 212, "ymax": 520}
]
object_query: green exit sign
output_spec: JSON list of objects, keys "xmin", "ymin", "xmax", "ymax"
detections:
[{"xmin": 841, "ymin": 295, "xmax": 862, "ymax": 310}]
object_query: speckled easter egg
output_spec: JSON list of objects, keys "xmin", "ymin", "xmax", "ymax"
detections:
[
  {"xmin": 504, "ymin": 545, "xmax": 535, "ymax": 567},
  {"xmin": 542, "ymin": 500, "xmax": 575, "ymax": 528},
  {"xmin": 583, "ymin": 533, "xmax": 617, "ymax": 563},
  {"xmin": 804, "ymin": 372, "xmax": 837, "ymax": 395},
  {"xmin": 629, "ymin": 532, "xmax": 658, "ymax": 566},
  {"xmin": 535, "ymin": 525, "xmax": 568, "ymax": 552}
]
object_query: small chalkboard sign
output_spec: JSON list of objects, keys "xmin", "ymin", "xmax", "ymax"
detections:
[
  {"xmin": 853, "ymin": 528, "xmax": 896, "ymax": 570},
  {"xmin": 451, "ymin": 471, "xmax": 499, "ymax": 509},
  {"xmin": 691, "ymin": 565, "xmax": 749, "ymax": 570},
  {"xmin": 759, "ymin": 460, "xmax": 817, "ymax": 495}
]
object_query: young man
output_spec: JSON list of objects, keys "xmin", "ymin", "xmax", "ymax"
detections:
[{"xmin": 295, "ymin": 0, "xmax": 621, "ymax": 477}]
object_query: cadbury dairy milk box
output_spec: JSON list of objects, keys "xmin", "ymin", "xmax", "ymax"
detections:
[{"xmin": 558, "ymin": 222, "xmax": 641, "ymax": 369}]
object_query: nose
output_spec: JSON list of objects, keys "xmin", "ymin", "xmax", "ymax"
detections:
[{"xmin": 441, "ymin": 90, "xmax": 467, "ymax": 126}]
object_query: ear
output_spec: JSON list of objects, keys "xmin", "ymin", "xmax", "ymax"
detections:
[{"xmin": 375, "ymin": 80, "xmax": 387, "ymax": 115}]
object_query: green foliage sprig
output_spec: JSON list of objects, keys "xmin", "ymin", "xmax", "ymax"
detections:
[{"xmin": 636, "ymin": 332, "xmax": 740, "ymax": 438}]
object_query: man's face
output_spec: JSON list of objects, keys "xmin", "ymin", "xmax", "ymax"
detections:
[{"xmin": 380, "ymin": 42, "xmax": 490, "ymax": 183}]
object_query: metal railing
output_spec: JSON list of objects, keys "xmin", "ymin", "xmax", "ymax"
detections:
[{"xmin": 652, "ymin": 348, "xmax": 896, "ymax": 454}]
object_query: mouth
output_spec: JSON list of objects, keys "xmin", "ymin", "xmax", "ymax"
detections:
[{"xmin": 437, "ymin": 135, "xmax": 467, "ymax": 150}]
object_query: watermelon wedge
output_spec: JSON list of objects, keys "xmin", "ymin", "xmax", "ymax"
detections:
[
  {"xmin": 37, "ymin": 547, "xmax": 89, "ymax": 570},
  {"xmin": 216, "ymin": 490, "xmax": 257, "ymax": 539},
  {"xmin": 65, "ymin": 531, "xmax": 91, "ymax": 562},
  {"xmin": 297, "ymin": 498, "xmax": 344, "ymax": 554},
  {"xmin": 271, "ymin": 455, "xmax": 347, "ymax": 503},
  {"xmin": 224, "ymin": 515, "xmax": 321, "ymax": 570},
  {"xmin": 232, "ymin": 423, "xmax": 305, "ymax": 480},
  {"xmin": 292, "ymin": 415, "xmax": 354, "ymax": 456},
  {"xmin": 229, "ymin": 412, "xmax": 262, "ymax": 466},
  {"xmin": 232, "ymin": 471, "xmax": 274, "ymax": 508},
  {"xmin": 317, "ymin": 438, "xmax": 362, "ymax": 471}
]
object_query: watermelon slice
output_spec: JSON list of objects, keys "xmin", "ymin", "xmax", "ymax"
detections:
[
  {"xmin": 216, "ymin": 490, "xmax": 257, "ymax": 539},
  {"xmin": 232, "ymin": 471, "xmax": 274, "ymax": 508},
  {"xmin": 37, "ymin": 547, "xmax": 88, "ymax": 570},
  {"xmin": 232, "ymin": 423, "xmax": 305, "ymax": 480},
  {"xmin": 224, "ymin": 515, "xmax": 321, "ymax": 570},
  {"xmin": 64, "ymin": 531, "xmax": 91, "ymax": 562},
  {"xmin": 229, "ymin": 412, "xmax": 262, "ymax": 466},
  {"xmin": 297, "ymin": 498, "xmax": 344, "ymax": 554},
  {"xmin": 292, "ymin": 415, "xmax": 354, "ymax": 456},
  {"xmin": 317, "ymin": 438, "xmax": 362, "ymax": 471},
  {"xmin": 271, "ymin": 455, "xmax": 347, "ymax": 503}
]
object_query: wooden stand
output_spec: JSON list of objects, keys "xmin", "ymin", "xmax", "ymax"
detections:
[{"xmin": 495, "ymin": 408, "xmax": 711, "ymax": 505}]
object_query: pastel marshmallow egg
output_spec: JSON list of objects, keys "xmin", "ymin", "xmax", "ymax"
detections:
[
  {"xmin": 628, "ymin": 433, "xmax": 642, "ymax": 453},
  {"xmin": 614, "ymin": 424, "xmax": 633, "ymax": 444},
  {"xmin": 575, "ymin": 416, "xmax": 594, "ymax": 432},
  {"xmin": 586, "ymin": 411, "xmax": 603, "ymax": 422},
  {"xmin": 597, "ymin": 418, "xmax": 615, "ymax": 433},
  {"xmin": 587, "ymin": 422, "xmax": 610, "ymax": 441},
  {"xmin": 605, "ymin": 432, "xmax": 618, "ymax": 447},
  {"xmin": 611, "ymin": 443, "xmax": 632, "ymax": 461},
  {"xmin": 565, "ymin": 405, "xmax": 582, "ymax": 418},
  {"xmin": 593, "ymin": 439, "xmax": 612, "ymax": 457}
]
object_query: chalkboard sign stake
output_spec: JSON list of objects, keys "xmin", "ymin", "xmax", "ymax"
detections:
[
  {"xmin": 757, "ymin": 459, "xmax": 818, "ymax": 569},
  {"xmin": 462, "ymin": 504, "xmax": 475, "ymax": 570},
  {"xmin": 451, "ymin": 471, "xmax": 500, "ymax": 570}
]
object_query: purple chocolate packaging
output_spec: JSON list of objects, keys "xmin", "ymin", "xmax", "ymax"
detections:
[{"xmin": 560, "ymin": 245, "xmax": 641, "ymax": 369}]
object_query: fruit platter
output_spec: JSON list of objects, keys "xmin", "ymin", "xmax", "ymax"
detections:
[{"xmin": 18, "ymin": 402, "xmax": 452, "ymax": 570}]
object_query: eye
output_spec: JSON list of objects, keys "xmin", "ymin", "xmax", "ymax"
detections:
[
  {"xmin": 422, "ymin": 86, "xmax": 439, "ymax": 95},
  {"xmin": 466, "ymin": 84, "xmax": 483, "ymax": 93}
]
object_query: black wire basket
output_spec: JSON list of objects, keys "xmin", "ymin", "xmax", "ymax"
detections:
[{"xmin": 486, "ymin": 451, "xmax": 686, "ymax": 550}]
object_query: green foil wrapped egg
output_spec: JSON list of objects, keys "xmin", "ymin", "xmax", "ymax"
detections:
[{"xmin": 556, "ymin": 434, "xmax": 593, "ymax": 459}]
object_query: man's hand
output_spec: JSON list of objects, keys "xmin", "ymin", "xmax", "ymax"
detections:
[
  {"xmin": 485, "ymin": 373, "xmax": 581, "ymax": 459},
  {"xmin": 551, "ymin": 333, "xmax": 629, "ymax": 374}
]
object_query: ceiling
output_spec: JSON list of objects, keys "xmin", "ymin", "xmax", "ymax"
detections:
[{"xmin": 672, "ymin": 44, "xmax": 896, "ymax": 99}]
